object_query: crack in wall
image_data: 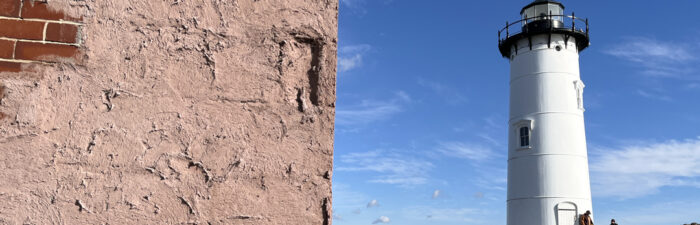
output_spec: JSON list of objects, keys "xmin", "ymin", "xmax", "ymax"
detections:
[
  {"xmin": 322, "ymin": 197, "xmax": 331, "ymax": 225},
  {"xmin": 293, "ymin": 36, "xmax": 323, "ymax": 107},
  {"xmin": 178, "ymin": 196, "xmax": 196, "ymax": 215}
]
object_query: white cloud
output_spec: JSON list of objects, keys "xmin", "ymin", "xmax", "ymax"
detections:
[
  {"xmin": 372, "ymin": 216, "xmax": 390, "ymax": 224},
  {"xmin": 437, "ymin": 142, "xmax": 495, "ymax": 162},
  {"xmin": 604, "ymin": 37, "xmax": 696, "ymax": 78},
  {"xmin": 432, "ymin": 189, "xmax": 441, "ymax": 199},
  {"xmin": 590, "ymin": 137, "xmax": 700, "ymax": 198},
  {"xmin": 338, "ymin": 44, "xmax": 371, "ymax": 72},
  {"xmin": 336, "ymin": 92, "xmax": 411, "ymax": 126},
  {"xmin": 367, "ymin": 199, "xmax": 379, "ymax": 208},
  {"xmin": 336, "ymin": 150, "xmax": 434, "ymax": 186},
  {"xmin": 338, "ymin": 54, "xmax": 363, "ymax": 72}
]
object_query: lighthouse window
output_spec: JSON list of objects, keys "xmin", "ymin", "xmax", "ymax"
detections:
[{"xmin": 519, "ymin": 127, "xmax": 530, "ymax": 147}]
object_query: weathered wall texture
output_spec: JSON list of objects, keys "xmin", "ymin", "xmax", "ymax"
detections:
[{"xmin": 0, "ymin": 1, "xmax": 337, "ymax": 224}]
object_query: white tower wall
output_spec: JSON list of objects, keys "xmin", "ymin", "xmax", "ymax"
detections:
[{"xmin": 507, "ymin": 34, "xmax": 593, "ymax": 225}]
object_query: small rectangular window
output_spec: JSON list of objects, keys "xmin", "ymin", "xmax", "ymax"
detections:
[
  {"xmin": 519, "ymin": 127, "xmax": 530, "ymax": 147},
  {"xmin": 513, "ymin": 120, "xmax": 533, "ymax": 150}
]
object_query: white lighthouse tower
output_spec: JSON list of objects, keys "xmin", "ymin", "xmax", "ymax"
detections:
[{"xmin": 498, "ymin": 1, "xmax": 593, "ymax": 225}]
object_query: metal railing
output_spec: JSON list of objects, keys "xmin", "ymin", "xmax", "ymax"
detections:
[{"xmin": 498, "ymin": 12, "xmax": 589, "ymax": 44}]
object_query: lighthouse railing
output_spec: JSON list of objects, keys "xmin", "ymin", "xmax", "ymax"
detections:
[{"xmin": 498, "ymin": 14, "xmax": 589, "ymax": 45}]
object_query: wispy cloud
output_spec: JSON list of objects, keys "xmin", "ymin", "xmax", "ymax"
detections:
[
  {"xmin": 372, "ymin": 216, "xmax": 391, "ymax": 224},
  {"xmin": 333, "ymin": 183, "xmax": 370, "ymax": 210},
  {"xmin": 336, "ymin": 92, "xmax": 411, "ymax": 126},
  {"xmin": 604, "ymin": 37, "xmax": 697, "ymax": 78},
  {"xmin": 597, "ymin": 200, "xmax": 700, "ymax": 225},
  {"xmin": 637, "ymin": 89, "xmax": 673, "ymax": 102},
  {"xmin": 590, "ymin": 137, "xmax": 700, "ymax": 198},
  {"xmin": 340, "ymin": 0, "xmax": 363, "ymax": 8},
  {"xmin": 439, "ymin": 116, "xmax": 507, "ymax": 193},
  {"xmin": 395, "ymin": 90, "xmax": 412, "ymax": 102},
  {"xmin": 434, "ymin": 140, "xmax": 506, "ymax": 197},
  {"xmin": 431, "ymin": 190, "xmax": 441, "ymax": 199},
  {"xmin": 336, "ymin": 99, "xmax": 401, "ymax": 126},
  {"xmin": 417, "ymin": 78, "xmax": 468, "ymax": 105},
  {"xmin": 366, "ymin": 199, "xmax": 379, "ymax": 208},
  {"xmin": 338, "ymin": 44, "xmax": 371, "ymax": 72},
  {"xmin": 473, "ymin": 166, "xmax": 507, "ymax": 192},
  {"xmin": 336, "ymin": 150, "xmax": 434, "ymax": 186},
  {"xmin": 437, "ymin": 142, "xmax": 495, "ymax": 162},
  {"xmin": 340, "ymin": 0, "xmax": 395, "ymax": 14}
]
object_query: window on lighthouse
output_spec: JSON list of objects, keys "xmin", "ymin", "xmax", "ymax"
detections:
[{"xmin": 519, "ymin": 127, "xmax": 530, "ymax": 147}]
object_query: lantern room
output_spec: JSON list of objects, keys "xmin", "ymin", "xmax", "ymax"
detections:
[{"xmin": 521, "ymin": 0, "xmax": 565, "ymax": 25}]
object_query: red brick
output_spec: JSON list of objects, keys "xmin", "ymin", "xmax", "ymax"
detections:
[
  {"xmin": 20, "ymin": 0, "xmax": 81, "ymax": 21},
  {"xmin": 0, "ymin": 61, "xmax": 22, "ymax": 73},
  {"xmin": 0, "ymin": 39, "xmax": 15, "ymax": 59},
  {"xmin": 0, "ymin": 0, "xmax": 20, "ymax": 17},
  {"xmin": 15, "ymin": 41, "xmax": 78, "ymax": 62},
  {"xmin": 0, "ymin": 19, "xmax": 44, "ymax": 41},
  {"xmin": 45, "ymin": 23, "xmax": 79, "ymax": 44}
]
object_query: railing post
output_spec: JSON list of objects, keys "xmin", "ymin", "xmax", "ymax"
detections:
[
  {"xmin": 572, "ymin": 12, "xmax": 575, "ymax": 32},
  {"xmin": 585, "ymin": 18, "xmax": 589, "ymax": 36},
  {"xmin": 506, "ymin": 21, "xmax": 509, "ymax": 38}
]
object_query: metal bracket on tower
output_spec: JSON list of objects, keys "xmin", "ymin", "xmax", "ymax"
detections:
[{"xmin": 564, "ymin": 35, "xmax": 570, "ymax": 49}]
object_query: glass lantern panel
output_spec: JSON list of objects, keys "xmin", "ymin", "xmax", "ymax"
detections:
[
  {"xmin": 534, "ymin": 4, "xmax": 549, "ymax": 19},
  {"xmin": 522, "ymin": 7, "xmax": 535, "ymax": 25},
  {"xmin": 548, "ymin": 3, "xmax": 563, "ymax": 21}
]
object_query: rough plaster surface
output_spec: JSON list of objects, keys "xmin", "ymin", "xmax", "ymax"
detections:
[{"xmin": 0, "ymin": 1, "xmax": 337, "ymax": 224}]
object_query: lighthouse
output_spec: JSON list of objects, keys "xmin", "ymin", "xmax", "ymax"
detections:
[{"xmin": 498, "ymin": 1, "xmax": 592, "ymax": 225}]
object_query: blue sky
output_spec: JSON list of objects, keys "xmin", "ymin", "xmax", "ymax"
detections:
[{"xmin": 333, "ymin": 1, "xmax": 700, "ymax": 224}]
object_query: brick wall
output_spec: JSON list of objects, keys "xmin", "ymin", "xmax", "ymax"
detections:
[{"xmin": 0, "ymin": 0, "xmax": 81, "ymax": 72}]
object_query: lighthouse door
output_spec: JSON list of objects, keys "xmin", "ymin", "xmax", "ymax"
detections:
[
  {"xmin": 556, "ymin": 202, "xmax": 578, "ymax": 225},
  {"xmin": 557, "ymin": 209, "xmax": 576, "ymax": 225}
]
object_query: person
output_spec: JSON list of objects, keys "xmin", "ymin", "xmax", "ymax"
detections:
[
  {"xmin": 610, "ymin": 219, "xmax": 618, "ymax": 225},
  {"xmin": 579, "ymin": 210, "xmax": 594, "ymax": 225}
]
